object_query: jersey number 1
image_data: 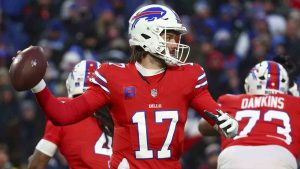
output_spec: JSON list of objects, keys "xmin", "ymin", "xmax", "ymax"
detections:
[{"xmin": 132, "ymin": 110, "xmax": 179, "ymax": 159}]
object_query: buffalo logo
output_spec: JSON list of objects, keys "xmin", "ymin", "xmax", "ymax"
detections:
[{"xmin": 131, "ymin": 7, "xmax": 166, "ymax": 29}]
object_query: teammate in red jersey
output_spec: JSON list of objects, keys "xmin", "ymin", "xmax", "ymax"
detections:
[
  {"xmin": 26, "ymin": 4, "xmax": 238, "ymax": 169},
  {"xmin": 28, "ymin": 60, "xmax": 113, "ymax": 169},
  {"xmin": 199, "ymin": 61, "xmax": 300, "ymax": 169}
]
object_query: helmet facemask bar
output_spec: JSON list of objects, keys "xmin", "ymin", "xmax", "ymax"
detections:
[{"xmin": 153, "ymin": 27, "xmax": 190, "ymax": 65}]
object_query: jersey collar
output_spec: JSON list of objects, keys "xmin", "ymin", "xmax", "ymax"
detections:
[{"xmin": 135, "ymin": 62, "xmax": 165, "ymax": 76}]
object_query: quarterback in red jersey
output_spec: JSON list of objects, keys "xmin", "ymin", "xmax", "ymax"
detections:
[
  {"xmin": 26, "ymin": 4, "xmax": 238, "ymax": 169},
  {"xmin": 200, "ymin": 61, "xmax": 300, "ymax": 169},
  {"xmin": 28, "ymin": 60, "xmax": 113, "ymax": 169}
]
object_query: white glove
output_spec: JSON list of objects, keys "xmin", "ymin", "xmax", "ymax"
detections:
[
  {"xmin": 31, "ymin": 79, "xmax": 46, "ymax": 93},
  {"xmin": 204, "ymin": 109, "xmax": 238, "ymax": 138}
]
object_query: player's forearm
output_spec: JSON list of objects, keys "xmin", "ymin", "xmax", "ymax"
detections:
[
  {"xmin": 28, "ymin": 149, "xmax": 51, "ymax": 169},
  {"xmin": 34, "ymin": 87, "xmax": 95, "ymax": 125},
  {"xmin": 191, "ymin": 90, "xmax": 221, "ymax": 126}
]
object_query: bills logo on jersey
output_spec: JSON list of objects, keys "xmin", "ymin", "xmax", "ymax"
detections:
[
  {"xmin": 131, "ymin": 7, "xmax": 166, "ymax": 29},
  {"xmin": 124, "ymin": 87, "xmax": 135, "ymax": 98}
]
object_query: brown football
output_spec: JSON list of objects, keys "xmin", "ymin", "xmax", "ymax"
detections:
[{"xmin": 9, "ymin": 46, "xmax": 47, "ymax": 91}]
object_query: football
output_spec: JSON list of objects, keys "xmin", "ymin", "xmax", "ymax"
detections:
[{"xmin": 9, "ymin": 46, "xmax": 47, "ymax": 91}]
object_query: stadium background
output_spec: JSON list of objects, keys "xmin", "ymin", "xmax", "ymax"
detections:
[{"xmin": 0, "ymin": 0, "xmax": 300, "ymax": 168}]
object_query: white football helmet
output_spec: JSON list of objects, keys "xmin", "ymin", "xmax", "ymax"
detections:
[
  {"xmin": 244, "ymin": 61, "xmax": 289, "ymax": 95},
  {"xmin": 66, "ymin": 60, "xmax": 100, "ymax": 98},
  {"xmin": 128, "ymin": 4, "xmax": 190, "ymax": 65}
]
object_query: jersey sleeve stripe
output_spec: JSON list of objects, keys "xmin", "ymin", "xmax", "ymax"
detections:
[
  {"xmin": 195, "ymin": 81, "xmax": 207, "ymax": 89},
  {"xmin": 95, "ymin": 71, "xmax": 107, "ymax": 83},
  {"xmin": 92, "ymin": 75, "xmax": 107, "ymax": 88},
  {"xmin": 91, "ymin": 78, "xmax": 110, "ymax": 93},
  {"xmin": 197, "ymin": 73, "xmax": 206, "ymax": 81},
  {"xmin": 197, "ymin": 76, "xmax": 207, "ymax": 84}
]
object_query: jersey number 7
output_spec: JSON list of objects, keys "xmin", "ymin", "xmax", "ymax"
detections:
[
  {"xmin": 132, "ymin": 110, "xmax": 179, "ymax": 159},
  {"xmin": 235, "ymin": 109, "xmax": 292, "ymax": 144}
]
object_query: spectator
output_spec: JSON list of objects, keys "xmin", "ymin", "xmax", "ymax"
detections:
[{"xmin": 0, "ymin": 143, "xmax": 16, "ymax": 169}]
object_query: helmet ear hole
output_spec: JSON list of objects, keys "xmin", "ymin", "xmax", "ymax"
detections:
[{"xmin": 259, "ymin": 76, "xmax": 265, "ymax": 80}]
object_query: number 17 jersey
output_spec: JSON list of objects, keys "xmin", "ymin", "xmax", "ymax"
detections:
[{"xmin": 90, "ymin": 63, "xmax": 220, "ymax": 169}]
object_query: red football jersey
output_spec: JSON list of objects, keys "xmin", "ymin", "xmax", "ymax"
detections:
[
  {"xmin": 43, "ymin": 99, "xmax": 112, "ymax": 169},
  {"xmin": 219, "ymin": 94, "xmax": 300, "ymax": 159},
  {"xmin": 35, "ymin": 63, "xmax": 220, "ymax": 169}
]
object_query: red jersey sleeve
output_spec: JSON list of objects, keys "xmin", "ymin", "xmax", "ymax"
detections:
[
  {"xmin": 35, "ymin": 66, "xmax": 110, "ymax": 125},
  {"xmin": 42, "ymin": 97, "xmax": 69, "ymax": 144},
  {"xmin": 43, "ymin": 120, "xmax": 62, "ymax": 145},
  {"xmin": 190, "ymin": 64, "xmax": 221, "ymax": 126}
]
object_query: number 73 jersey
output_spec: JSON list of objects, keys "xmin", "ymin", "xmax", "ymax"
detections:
[
  {"xmin": 90, "ymin": 63, "xmax": 219, "ymax": 169},
  {"xmin": 218, "ymin": 93, "xmax": 300, "ymax": 159}
]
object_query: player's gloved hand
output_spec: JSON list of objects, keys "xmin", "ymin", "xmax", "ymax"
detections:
[
  {"xmin": 31, "ymin": 79, "xmax": 46, "ymax": 93},
  {"xmin": 204, "ymin": 109, "xmax": 238, "ymax": 138}
]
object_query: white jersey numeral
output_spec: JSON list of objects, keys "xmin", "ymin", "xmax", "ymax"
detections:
[
  {"xmin": 94, "ymin": 133, "xmax": 113, "ymax": 156},
  {"xmin": 235, "ymin": 110, "xmax": 260, "ymax": 137},
  {"xmin": 132, "ymin": 111, "xmax": 154, "ymax": 159},
  {"xmin": 235, "ymin": 110, "xmax": 292, "ymax": 144},
  {"xmin": 264, "ymin": 110, "xmax": 291, "ymax": 144},
  {"xmin": 132, "ymin": 110, "xmax": 179, "ymax": 159}
]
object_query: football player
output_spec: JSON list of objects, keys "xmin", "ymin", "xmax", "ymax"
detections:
[
  {"xmin": 199, "ymin": 61, "xmax": 300, "ymax": 169},
  {"xmin": 28, "ymin": 4, "xmax": 238, "ymax": 169},
  {"xmin": 28, "ymin": 60, "xmax": 113, "ymax": 169}
]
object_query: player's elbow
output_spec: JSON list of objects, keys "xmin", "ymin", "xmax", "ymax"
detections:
[
  {"xmin": 49, "ymin": 118, "xmax": 70, "ymax": 126},
  {"xmin": 48, "ymin": 116, "xmax": 77, "ymax": 126}
]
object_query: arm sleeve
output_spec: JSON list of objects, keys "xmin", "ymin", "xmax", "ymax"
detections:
[
  {"xmin": 43, "ymin": 120, "xmax": 62, "ymax": 145},
  {"xmin": 35, "ymin": 139, "xmax": 58, "ymax": 157},
  {"xmin": 35, "ymin": 85, "xmax": 109, "ymax": 125},
  {"xmin": 189, "ymin": 64, "xmax": 220, "ymax": 126}
]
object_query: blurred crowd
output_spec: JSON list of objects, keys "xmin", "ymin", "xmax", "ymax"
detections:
[{"xmin": 0, "ymin": 0, "xmax": 300, "ymax": 169}]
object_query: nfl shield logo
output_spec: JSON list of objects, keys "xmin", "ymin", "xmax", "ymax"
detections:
[{"xmin": 151, "ymin": 89, "xmax": 158, "ymax": 98}]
